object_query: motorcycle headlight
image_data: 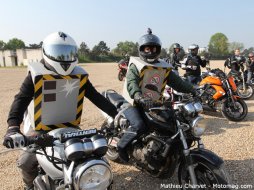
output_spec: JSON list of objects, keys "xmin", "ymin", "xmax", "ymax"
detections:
[
  {"xmin": 74, "ymin": 160, "xmax": 113, "ymax": 190},
  {"xmin": 191, "ymin": 116, "xmax": 207, "ymax": 137}
]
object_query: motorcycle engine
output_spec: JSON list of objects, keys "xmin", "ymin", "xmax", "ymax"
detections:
[
  {"xmin": 132, "ymin": 139, "xmax": 165, "ymax": 171},
  {"xmin": 202, "ymin": 87, "xmax": 216, "ymax": 106}
]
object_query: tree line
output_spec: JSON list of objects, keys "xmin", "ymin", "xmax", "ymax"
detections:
[{"xmin": 0, "ymin": 33, "xmax": 253, "ymax": 62}]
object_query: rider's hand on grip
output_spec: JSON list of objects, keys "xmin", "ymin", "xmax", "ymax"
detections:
[
  {"xmin": 134, "ymin": 92, "xmax": 154, "ymax": 110},
  {"xmin": 3, "ymin": 126, "xmax": 25, "ymax": 149}
]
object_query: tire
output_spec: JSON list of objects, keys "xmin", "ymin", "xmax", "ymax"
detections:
[
  {"xmin": 118, "ymin": 71, "xmax": 125, "ymax": 81},
  {"xmin": 178, "ymin": 160, "xmax": 231, "ymax": 190},
  {"xmin": 221, "ymin": 98, "xmax": 248, "ymax": 121},
  {"xmin": 237, "ymin": 83, "xmax": 254, "ymax": 100}
]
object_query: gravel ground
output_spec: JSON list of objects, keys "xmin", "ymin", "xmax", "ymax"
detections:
[{"xmin": 0, "ymin": 61, "xmax": 253, "ymax": 190}]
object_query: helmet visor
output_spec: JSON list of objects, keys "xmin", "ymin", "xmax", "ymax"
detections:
[{"xmin": 43, "ymin": 44, "xmax": 78, "ymax": 62}]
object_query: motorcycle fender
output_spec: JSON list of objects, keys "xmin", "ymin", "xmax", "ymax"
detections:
[{"xmin": 190, "ymin": 148, "xmax": 224, "ymax": 167}]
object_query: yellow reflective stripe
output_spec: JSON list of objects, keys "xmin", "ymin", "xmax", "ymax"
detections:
[
  {"xmin": 62, "ymin": 76, "xmax": 72, "ymax": 80},
  {"xmin": 77, "ymin": 104, "xmax": 83, "ymax": 114},
  {"xmin": 78, "ymin": 91, "xmax": 85, "ymax": 102},
  {"xmin": 165, "ymin": 70, "xmax": 170, "ymax": 78},
  {"xmin": 34, "ymin": 109, "xmax": 42, "ymax": 121},
  {"xmin": 34, "ymin": 94, "xmax": 42, "ymax": 107},
  {"xmin": 80, "ymin": 77, "xmax": 88, "ymax": 87},
  {"xmin": 34, "ymin": 79, "xmax": 43, "ymax": 92},
  {"xmin": 55, "ymin": 123, "xmax": 67, "ymax": 128},
  {"xmin": 70, "ymin": 120, "xmax": 79, "ymax": 126},
  {"xmin": 35, "ymin": 123, "xmax": 51, "ymax": 131},
  {"xmin": 43, "ymin": 75, "xmax": 55, "ymax": 80},
  {"xmin": 76, "ymin": 116, "xmax": 81, "ymax": 124},
  {"xmin": 140, "ymin": 70, "xmax": 145, "ymax": 78},
  {"xmin": 41, "ymin": 124, "xmax": 52, "ymax": 131}
]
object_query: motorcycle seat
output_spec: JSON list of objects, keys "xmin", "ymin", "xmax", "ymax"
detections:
[{"xmin": 102, "ymin": 91, "xmax": 128, "ymax": 109}]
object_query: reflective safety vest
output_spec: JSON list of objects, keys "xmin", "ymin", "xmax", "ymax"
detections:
[
  {"xmin": 122, "ymin": 57, "xmax": 172, "ymax": 104},
  {"xmin": 24, "ymin": 62, "xmax": 88, "ymax": 133}
]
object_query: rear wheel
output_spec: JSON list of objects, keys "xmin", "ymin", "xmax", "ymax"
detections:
[
  {"xmin": 179, "ymin": 160, "xmax": 231, "ymax": 190},
  {"xmin": 221, "ymin": 98, "xmax": 248, "ymax": 121},
  {"xmin": 237, "ymin": 83, "xmax": 254, "ymax": 100}
]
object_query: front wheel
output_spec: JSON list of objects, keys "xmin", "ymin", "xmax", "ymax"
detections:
[
  {"xmin": 179, "ymin": 160, "xmax": 231, "ymax": 190},
  {"xmin": 237, "ymin": 83, "xmax": 254, "ymax": 100},
  {"xmin": 221, "ymin": 98, "xmax": 248, "ymax": 121}
]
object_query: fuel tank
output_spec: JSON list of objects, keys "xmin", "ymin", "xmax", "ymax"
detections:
[{"xmin": 200, "ymin": 76, "xmax": 222, "ymax": 86}]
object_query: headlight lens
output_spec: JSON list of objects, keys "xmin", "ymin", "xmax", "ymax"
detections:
[
  {"xmin": 191, "ymin": 116, "xmax": 207, "ymax": 137},
  {"xmin": 79, "ymin": 164, "xmax": 112, "ymax": 190}
]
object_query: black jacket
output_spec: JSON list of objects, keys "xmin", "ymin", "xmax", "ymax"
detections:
[
  {"xmin": 184, "ymin": 54, "xmax": 206, "ymax": 76},
  {"xmin": 246, "ymin": 59, "xmax": 254, "ymax": 72},
  {"xmin": 169, "ymin": 52, "xmax": 181, "ymax": 70},
  {"xmin": 224, "ymin": 55, "xmax": 245, "ymax": 72},
  {"xmin": 7, "ymin": 72, "xmax": 117, "ymax": 127}
]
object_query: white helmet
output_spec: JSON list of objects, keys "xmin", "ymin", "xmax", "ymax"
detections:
[{"xmin": 42, "ymin": 32, "xmax": 78, "ymax": 75}]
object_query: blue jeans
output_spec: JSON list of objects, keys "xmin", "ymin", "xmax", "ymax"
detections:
[{"xmin": 247, "ymin": 71, "xmax": 253, "ymax": 83}]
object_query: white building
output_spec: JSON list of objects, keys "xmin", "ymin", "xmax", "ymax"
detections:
[{"xmin": 0, "ymin": 48, "xmax": 42, "ymax": 67}]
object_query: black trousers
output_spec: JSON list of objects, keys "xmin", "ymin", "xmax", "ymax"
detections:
[{"xmin": 117, "ymin": 106, "xmax": 147, "ymax": 150}]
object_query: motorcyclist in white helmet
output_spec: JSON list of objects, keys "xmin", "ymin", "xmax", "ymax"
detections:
[{"xmin": 3, "ymin": 32, "xmax": 118, "ymax": 190}]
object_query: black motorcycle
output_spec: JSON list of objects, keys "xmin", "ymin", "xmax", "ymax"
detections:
[{"xmin": 100, "ymin": 89, "xmax": 230, "ymax": 189}]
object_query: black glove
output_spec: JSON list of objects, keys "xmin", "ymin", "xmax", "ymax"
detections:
[
  {"xmin": 3, "ymin": 126, "xmax": 25, "ymax": 148},
  {"xmin": 134, "ymin": 92, "xmax": 154, "ymax": 110}
]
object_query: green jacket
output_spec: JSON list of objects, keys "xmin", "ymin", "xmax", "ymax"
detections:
[{"xmin": 126, "ymin": 63, "xmax": 195, "ymax": 98}]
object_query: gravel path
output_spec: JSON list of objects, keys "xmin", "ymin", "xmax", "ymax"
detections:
[{"xmin": 0, "ymin": 61, "xmax": 253, "ymax": 190}]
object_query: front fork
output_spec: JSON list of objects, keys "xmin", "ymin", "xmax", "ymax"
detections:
[{"xmin": 179, "ymin": 129, "xmax": 198, "ymax": 188}]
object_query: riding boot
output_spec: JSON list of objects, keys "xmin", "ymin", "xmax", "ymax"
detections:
[
  {"xmin": 117, "ymin": 106, "xmax": 146, "ymax": 162},
  {"xmin": 117, "ymin": 127, "xmax": 138, "ymax": 162}
]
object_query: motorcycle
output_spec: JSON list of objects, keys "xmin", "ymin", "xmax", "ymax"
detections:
[
  {"xmin": 100, "ymin": 89, "xmax": 230, "ymax": 189},
  {"xmin": 198, "ymin": 68, "xmax": 248, "ymax": 121},
  {"xmin": 5, "ymin": 128, "xmax": 113, "ymax": 190},
  {"xmin": 228, "ymin": 66, "xmax": 254, "ymax": 100},
  {"xmin": 117, "ymin": 59, "xmax": 128, "ymax": 81},
  {"xmin": 244, "ymin": 70, "xmax": 254, "ymax": 85}
]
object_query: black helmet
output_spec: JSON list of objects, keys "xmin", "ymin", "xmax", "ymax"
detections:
[
  {"xmin": 188, "ymin": 44, "xmax": 199, "ymax": 56},
  {"xmin": 173, "ymin": 43, "xmax": 181, "ymax": 49},
  {"xmin": 138, "ymin": 28, "xmax": 162, "ymax": 63}
]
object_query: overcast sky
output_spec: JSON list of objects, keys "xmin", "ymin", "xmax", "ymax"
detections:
[{"xmin": 1, "ymin": 0, "xmax": 253, "ymax": 50}]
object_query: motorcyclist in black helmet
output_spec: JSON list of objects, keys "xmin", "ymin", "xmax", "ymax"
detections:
[
  {"xmin": 167, "ymin": 43, "xmax": 185, "ymax": 75},
  {"xmin": 182, "ymin": 44, "xmax": 207, "ymax": 85},
  {"xmin": 117, "ymin": 29, "xmax": 196, "ymax": 162}
]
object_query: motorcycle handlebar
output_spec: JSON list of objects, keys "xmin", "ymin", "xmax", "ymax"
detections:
[{"xmin": 25, "ymin": 128, "xmax": 99, "ymax": 147}]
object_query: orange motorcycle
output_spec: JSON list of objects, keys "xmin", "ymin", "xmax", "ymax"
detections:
[{"xmin": 197, "ymin": 68, "xmax": 248, "ymax": 121}]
